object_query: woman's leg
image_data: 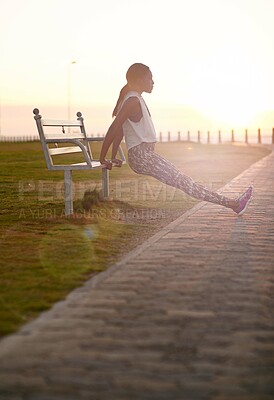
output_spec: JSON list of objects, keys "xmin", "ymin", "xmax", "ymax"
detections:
[{"xmin": 128, "ymin": 143, "xmax": 230, "ymax": 207}]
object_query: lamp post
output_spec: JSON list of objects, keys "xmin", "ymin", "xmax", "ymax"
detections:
[{"xmin": 68, "ymin": 61, "xmax": 76, "ymax": 128}]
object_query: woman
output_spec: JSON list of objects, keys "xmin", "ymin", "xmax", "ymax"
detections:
[{"xmin": 100, "ymin": 63, "xmax": 253, "ymax": 215}]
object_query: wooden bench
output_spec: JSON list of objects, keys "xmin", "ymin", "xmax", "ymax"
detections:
[{"xmin": 33, "ymin": 108, "xmax": 125, "ymax": 216}]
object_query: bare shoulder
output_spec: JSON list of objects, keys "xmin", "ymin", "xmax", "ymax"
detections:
[
  {"xmin": 123, "ymin": 96, "xmax": 141, "ymax": 118},
  {"xmin": 114, "ymin": 95, "xmax": 142, "ymax": 125},
  {"xmin": 124, "ymin": 96, "xmax": 140, "ymax": 109}
]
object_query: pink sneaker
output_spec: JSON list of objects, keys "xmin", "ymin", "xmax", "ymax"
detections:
[{"xmin": 233, "ymin": 186, "xmax": 253, "ymax": 216}]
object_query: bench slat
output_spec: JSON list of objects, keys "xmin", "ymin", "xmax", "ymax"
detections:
[
  {"xmin": 42, "ymin": 119, "xmax": 82, "ymax": 127},
  {"xmin": 72, "ymin": 161, "xmax": 101, "ymax": 167},
  {"xmin": 49, "ymin": 146, "xmax": 82, "ymax": 156},
  {"xmin": 49, "ymin": 161, "xmax": 103, "ymax": 170},
  {"xmin": 43, "ymin": 132, "xmax": 86, "ymax": 140}
]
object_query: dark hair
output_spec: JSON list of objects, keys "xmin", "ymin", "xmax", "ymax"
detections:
[{"xmin": 112, "ymin": 63, "xmax": 150, "ymax": 117}]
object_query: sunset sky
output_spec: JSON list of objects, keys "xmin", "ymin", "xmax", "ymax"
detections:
[{"xmin": 1, "ymin": 0, "xmax": 274, "ymax": 137}]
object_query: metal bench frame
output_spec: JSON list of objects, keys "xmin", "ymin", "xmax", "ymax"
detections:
[{"xmin": 33, "ymin": 108, "xmax": 125, "ymax": 215}]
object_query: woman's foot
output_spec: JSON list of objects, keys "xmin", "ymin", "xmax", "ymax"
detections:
[{"xmin": 232, "ymin": 186, "xmax": 253, "ymax": 216}]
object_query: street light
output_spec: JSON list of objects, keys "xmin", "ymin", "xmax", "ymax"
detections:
[{"xmin": 68, "ymin": 61, "xmax": 76, "ymax": 127}]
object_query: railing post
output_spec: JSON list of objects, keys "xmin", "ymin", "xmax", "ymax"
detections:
[
  {"xmin": 187, "ymin": 131, "xmax": 190, "ymax": 142},
  {"xmin": 245, "ymin": 129, "xmax": 248, "ymax": 144},
  {"xmin": 207, "ymin": 131, "xmax": 210, "ymax": 144},
  {"xmin": 198, "ymin": 130, "xmax": 201, "ymax": 143},
  {"xmin": 168, "ymin": 131, "xmax": 171, "ymax": 142},
  {"xmin": 159, "ymin": 132, "xmax": 162, "ymax": 142},
  {"xmin": 177, "ymin": 131, "xmax": 181, "ymax": 141},
  {"xmin": 218, "ymin": 130, "xmax": 221, "ymax": 144},
  {"xmin": 231, "ymin": 129, "xmax": 235, "ymax": 143},
  {"xmin": 272, "ymin": 128, "xmax": 274, "ymax": 144},
  {"xmin": 258, "ymin": 128, "xmax": 261, "ymax": 144}
]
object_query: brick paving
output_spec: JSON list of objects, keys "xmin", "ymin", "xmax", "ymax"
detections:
[{"xmin": 0, "ymin": 147, "xmax": 273, "ymax": 400}]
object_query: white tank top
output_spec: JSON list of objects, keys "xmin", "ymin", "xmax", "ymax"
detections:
[{"xmin": 118, "ymin": 91, "xmax": 157, "ymax": 151}]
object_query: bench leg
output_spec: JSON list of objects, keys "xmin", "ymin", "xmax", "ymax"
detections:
[
  {"xmin": 102, "ymin": 168, "xmax": 109, "ymax": 198},
  {"xmin": 64, "ymin": 170, "xmax": 73, "ymax": 215}
]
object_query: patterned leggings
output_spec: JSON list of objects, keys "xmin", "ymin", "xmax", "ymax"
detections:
[{"xmin": 128, "ymin": 142, "xmax": 230, "ymax": 207}]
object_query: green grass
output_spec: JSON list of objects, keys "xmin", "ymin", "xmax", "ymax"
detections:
[{"xmin": 0, "ymin": 140, "xmax": 270, "ymax": 336}]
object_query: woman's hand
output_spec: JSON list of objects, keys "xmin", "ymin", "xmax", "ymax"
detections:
[
  {"xmin": 111, "ymin": 158, "xmax": 123, "ymax": 167},
  {"xmin": 100, "ymin": 159, "xmax": 113, "ymax": 170}
]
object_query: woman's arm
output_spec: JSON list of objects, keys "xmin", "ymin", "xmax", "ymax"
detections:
[
  {"xmin": 111, "ymin": 129, "xmax": 124, "ymax": 167},
  {"xmin": 99, "ymin": 121, "xmax": 119, "ymax": 169},
  {"xmin": 99, "ymin": 97, "xmax": 141, "ymax": 169}
]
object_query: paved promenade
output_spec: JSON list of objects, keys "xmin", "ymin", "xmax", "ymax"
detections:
[{"xmin": 0, "ymin": 147, "xmax": 274, "ymax": 400}]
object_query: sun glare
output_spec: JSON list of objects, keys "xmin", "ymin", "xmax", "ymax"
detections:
[
  {"xmin": 1, "ymin": 0, "xmax": 274, "ymax": 135},
  {"xmin": 169, "ymin": 44, "xmax": 270, "ymax": 129}
]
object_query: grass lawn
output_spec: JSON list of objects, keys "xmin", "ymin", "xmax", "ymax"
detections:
[{"xmin": 0, "ymin": 140, "xmax": 270, "ymax": 336}]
